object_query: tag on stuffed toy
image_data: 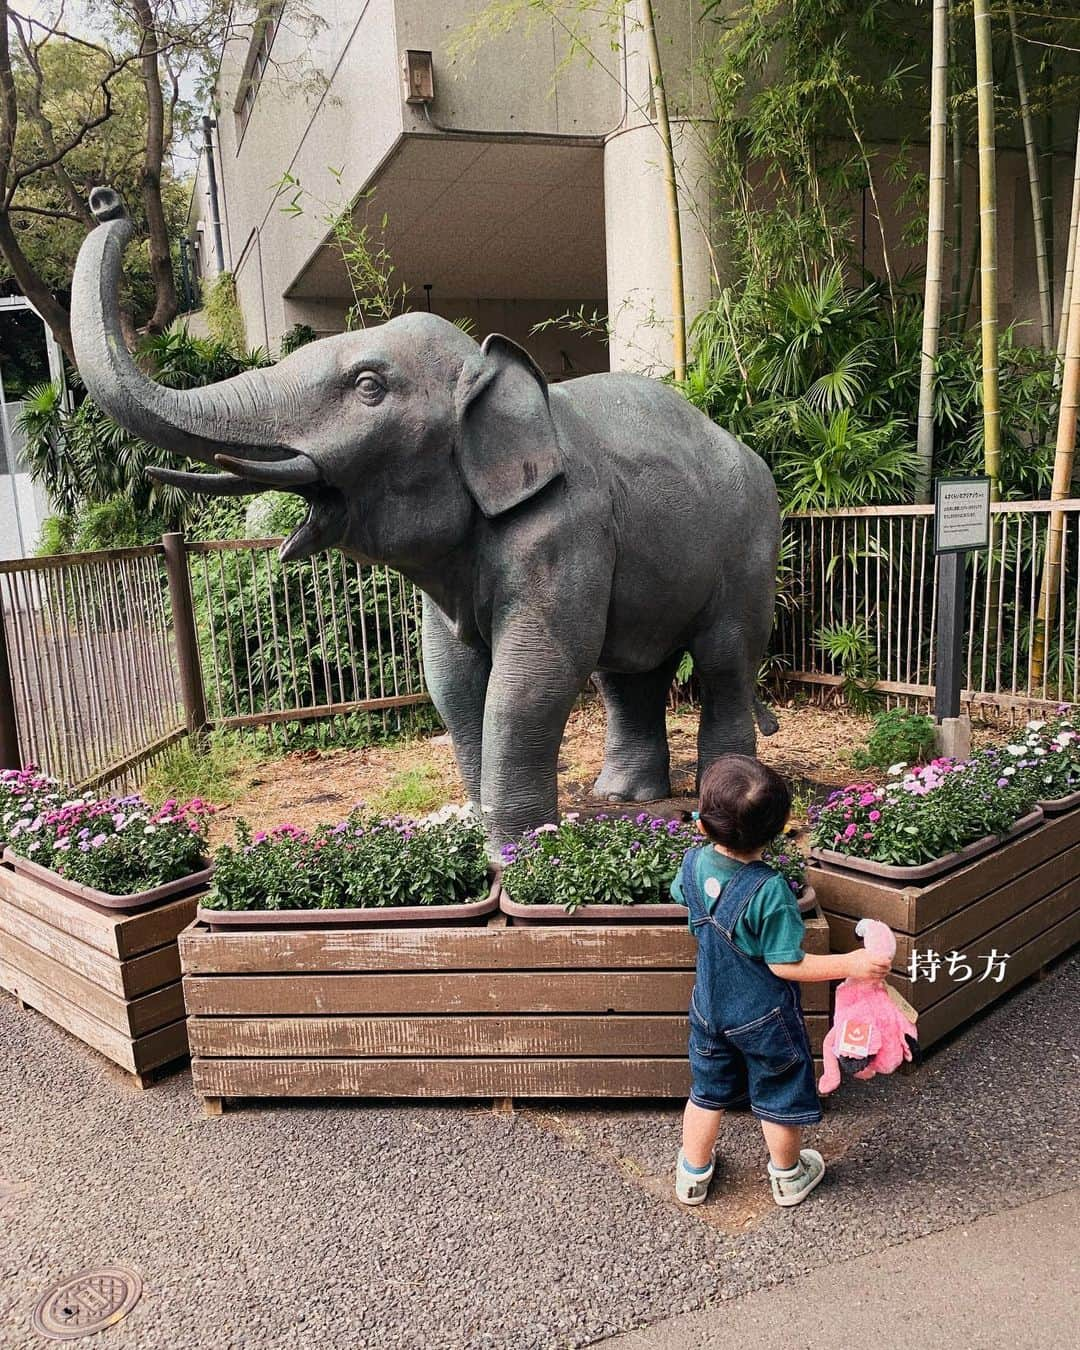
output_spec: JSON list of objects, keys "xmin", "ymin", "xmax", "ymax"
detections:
[
  {"xmin": 836, "ymin": 1019, "xmax": 872, "ymax": 1058},
  {"xmin": 884, "ymin": 982, "xmax": 919, "ymax": 1023}
]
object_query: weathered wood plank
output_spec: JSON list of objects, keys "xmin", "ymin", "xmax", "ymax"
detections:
[
  {"xmin": 0, "ymin": 900, "xmax": 179, "ymax": 997},
  {"xmin": 890, "ymin": 881, "xmax": 1079, "ymax": 1011},
  {"xmin": 0, "ymin": 867, "xmax": 199, "ymax": 960},
  {"xmin": 130, "ymin": 1017, "xmax": 189, "ymax": 1075},
  {"xmin": 182, "ymin": 970, "xmax": 698, "ymax": 1016},
  {"xmin": 187, "ymin": 1013, "xmax": 829, "ymax": 1059},
  {"xmin": 805, "ymin": 866, "xmax": 915, "ymax": 931},
  {"xmin": 192, "ymin": 1055, "xmax": 696, "ymax": 1099},
  {"xmin": 0, "ymin": 967, "xmax": 138, "ymax": 1072},
  {"xmin": 179, "ymin": 921, "xmax": 700, "ymax": 974},
  {"xmin": 825, "ymin": 839, "xmax": 1080, "ymax": 965},
  {"xmin": 916, "ymin": 910, "xmax": 1080, "ymax": 1047},
  {"xmin": 0, "ymin": 930, "xmax": 184, "ymax": 1034}
]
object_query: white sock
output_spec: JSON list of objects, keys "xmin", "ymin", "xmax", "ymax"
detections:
[{"xmin": 769, "ymin": 1158, "xmax": 802, "ymax": 1177}]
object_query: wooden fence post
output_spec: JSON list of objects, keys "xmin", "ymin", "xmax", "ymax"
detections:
[
  {"xmin": 0, "ymin": 596, "xmax": 21, "ymax": 769},
  {"xmin": 162, "ymin": 532, "xmax": 208, "ymax": 742}
]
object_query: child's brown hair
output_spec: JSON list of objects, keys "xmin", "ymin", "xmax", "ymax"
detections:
[{"xmin": 696, "ymin": 754, "xmax": 790, "ymax": 854}]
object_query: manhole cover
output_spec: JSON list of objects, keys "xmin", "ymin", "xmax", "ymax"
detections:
[{"xmin": 32, "ymin": 1267, "xmax": 142, "ymax": 1341}]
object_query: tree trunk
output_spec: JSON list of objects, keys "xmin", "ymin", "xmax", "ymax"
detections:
[
  {"xmin": 1031, "ymin": 217, "xmax": 1080, "ymax": 687},
  {"xmin": 916, "ymin": 0, "xmax": 949, "ymax": 504},
  {"xmin": 640, "ymin": 0, "xmax": 686, "ymax": 382},
  {"xmin": 1007, "ymin": 2, "xmax": 1052, "ymax": 350},
  {"xmin": 131, "ymin": 0, "xmax": 177, "ymax": 335},
  {"xmin": 973, "ymin": 0, "xmax": 1001, "ymax": 496}
]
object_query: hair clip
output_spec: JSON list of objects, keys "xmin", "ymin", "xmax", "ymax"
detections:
[{"xmin": 691, "ymin": 811, "xmax": 700, "ymax": 821}]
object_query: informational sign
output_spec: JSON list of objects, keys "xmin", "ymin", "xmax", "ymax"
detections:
[{"xmin": 934, "ymin": 476, "xmax": 991, "ymax": 554}]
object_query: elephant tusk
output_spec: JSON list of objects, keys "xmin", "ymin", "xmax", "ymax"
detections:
[
  {"xmin": 146, "ymin": 466, "xmax": 267, "ymax": 496},
  {"xmin": 214, "ymin": 452, "xmax": 321, "ymax": 487}
]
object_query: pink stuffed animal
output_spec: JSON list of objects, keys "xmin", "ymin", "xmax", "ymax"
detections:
[{"xmin": 818, "ymin": 917, "xmax": 918, "ymax": 1094}]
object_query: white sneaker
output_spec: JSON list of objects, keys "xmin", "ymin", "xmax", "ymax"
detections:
[
  {"xmin": 675, "ymin": 1149, "xmax": 715, "ymax": 1206},
  {"xmin": 768, "ymin": 1149, "xmax": 825, "ymax": 1207}
]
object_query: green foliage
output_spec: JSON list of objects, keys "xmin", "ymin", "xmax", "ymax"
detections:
[
  {"xmin": 815, "ymin": 620, "xmax": 880, "ymax": 712},
  {"xmin": 203, "ymin": 273, "xmax": 248, "ymax": 354},
  {"xmin": 143, "ymin": 733, "xmax": 259, "ymax": 807},
  {"xmin": 810, "ymin": 756, "xmax": 1039, "ymax": 867},
  {"xmin": 280, "ymin": 323, "xmax": 318, "ymax": 356},
  {"xmin": 499, "ymin": 813, "xmax": 700, "ymax": 912},
  {"xmin": 370, "ymin": 765, "xmax": 450, "ymax": 818},
  {"xmin": 204, "ymin": 809, "xmax": 489, "ymax": 912},
  {"xmin": 853, "ymin": 709, "xmax": 937, "ymax": 771}
]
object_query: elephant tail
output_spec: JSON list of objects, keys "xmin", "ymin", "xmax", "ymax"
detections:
[{"xmin": 754, "ymin": 698, "xmax": 779, "ymax": 737}]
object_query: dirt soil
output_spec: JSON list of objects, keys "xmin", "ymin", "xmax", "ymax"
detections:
[{"xmin": 207, "ymin": 701, "xmax": 925, "ymax": 846}]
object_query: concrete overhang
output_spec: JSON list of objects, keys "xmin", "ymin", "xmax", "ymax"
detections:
[{"xmin": 285, "ymin": 132, "xmax": 606, "ymax": 303}]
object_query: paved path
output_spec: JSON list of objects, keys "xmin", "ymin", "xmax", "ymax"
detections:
[
  {"xmin": 608, "ymin": 1189, "xmax": 1079, "ymax": 1348},
  {"xmin": 1, "ymin": 954, "xmax": 1076, "ymax": 1350}
]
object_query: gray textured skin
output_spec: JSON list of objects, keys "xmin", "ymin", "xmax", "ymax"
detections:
[{"xmin": 71, "ymin": 189, "xmax": 780, "ymax": 851}]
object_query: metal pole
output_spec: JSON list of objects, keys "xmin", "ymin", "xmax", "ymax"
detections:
[
  {"xmin": 936, "ymin": 551, "xmax": 966, "ymax": 721},
  {"xmin": 201, "ymin": 116, "xmax": 226, "ymax": 276},
  {"xmin": 162, "ymin": 532, "xmax": 209, "ymax": 741}
]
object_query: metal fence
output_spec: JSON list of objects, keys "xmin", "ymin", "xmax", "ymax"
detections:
[
  {"xmin": 0, "ymin": 546, "xmax": 184, "ymax": 787},
  {"xmin": 5, "ymin": 504, "xmax": 1080, "ymax": 791},
  {"xmin": 776, "ymin": 500, "xmax": 1080, "ymax": 713},
  {"xmin": 0, "ymin": 536, "xmax": 429, "ymax": 790}
]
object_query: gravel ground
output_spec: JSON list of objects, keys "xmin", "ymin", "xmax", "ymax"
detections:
[{"xmin": 1, "ymin": 954, "xmax": 1076, "ymax": 1350}]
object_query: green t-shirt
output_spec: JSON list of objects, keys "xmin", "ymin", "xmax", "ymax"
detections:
[{"xmin": 670, "ymin": 848, "xmax": 806, "ymax": 965}]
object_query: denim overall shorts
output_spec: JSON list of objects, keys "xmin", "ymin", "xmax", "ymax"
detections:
[{"xmin": 680, "ymin": 848, "xmax": 821, "ymax": 1125}]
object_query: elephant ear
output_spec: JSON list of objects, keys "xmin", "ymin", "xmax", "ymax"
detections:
[{"xmin": 455, "ymin": 333, "xmax": 564, "ymax": 518}]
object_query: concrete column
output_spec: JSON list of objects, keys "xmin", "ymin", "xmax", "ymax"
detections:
[{"xmin": 603, "ymin": 117, "xmax": 717, "ymax": 374}]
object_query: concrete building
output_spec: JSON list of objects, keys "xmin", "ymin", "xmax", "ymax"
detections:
[{"xmin": 186, "ymin": 0, "xmax": 1077, "ymax": 377}]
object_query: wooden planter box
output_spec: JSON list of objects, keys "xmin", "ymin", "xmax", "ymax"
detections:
[
  {"xmin": 179, "ymin": 911, "xmax": 831, "ymax": 1114},
  {"xmin": 811, "ymin": 811, "xmax": 1080, "ymax": 1051},
  {"xmin": 0, "ymin": 863, "xmax": 200, "ymax": 1086}
]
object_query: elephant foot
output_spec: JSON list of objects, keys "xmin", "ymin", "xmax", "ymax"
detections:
[{"xmin": 592, "ymin": 761, "xmax": 672, "ymax": 804}]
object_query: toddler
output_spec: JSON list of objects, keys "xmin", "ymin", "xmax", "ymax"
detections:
[{"xmin": 671, "ymin": 754, "xmax": 890, "ymax": 1207}]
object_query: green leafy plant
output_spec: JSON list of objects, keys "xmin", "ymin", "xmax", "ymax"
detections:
[
  {"xmin": 499, "ymin": 812, "xmax": 699, "ymax": 912},
  {"xmin": 810, "ymin": 754, "xmax": 1038, "ymax": 867},
  {"xmin": 280, "ymin": 323, "xmax": 318, "ymax": 356},
  {"xmin": 815, "ymin": 621, "xmax": 880, "ymax": 712},
  {"xmin": 370, "ymin": 765, "xmax": 450, "ymax": 818},
  {"xmin": 853, "ymin": 708, "xmax": 937, "ymax": 771},
  {"xmin": 8, "ymin": 793, "xmax": 213, "ymax": 895},
  {"xmin": 204, "ymin": 272, "xmax": 248, "ymax": 354},
  {"xmin": 143, "ymin": 733, "xmax": 258, "ymax": 807},
  {"xmin": 1001, "ymin": 714, "xmax": 1080, "ymax": 802},
  {"xmin": 204, "ymin": 807, "xmax": 488, "ymax": 912}
]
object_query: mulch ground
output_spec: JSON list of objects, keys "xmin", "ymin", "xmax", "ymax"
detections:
[{"xmin": 205, "ymin": 698, "xmax": 1014, "ymax": 846}]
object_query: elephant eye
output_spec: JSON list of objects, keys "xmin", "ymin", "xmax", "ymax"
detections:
[{"xmin": 354, "ymin": 371, "xmax": 385, "ymax": 403}]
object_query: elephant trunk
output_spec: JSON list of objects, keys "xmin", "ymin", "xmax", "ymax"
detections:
[{"xmin": 71, "ymin": 187, "xmax": 294, "ymax": 471}]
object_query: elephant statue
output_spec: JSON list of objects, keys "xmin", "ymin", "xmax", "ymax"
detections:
[{"xmin": 71, "ymin": 188, "xmax": 780, "ymax": 853}]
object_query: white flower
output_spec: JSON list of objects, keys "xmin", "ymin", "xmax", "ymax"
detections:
[
  {"xmin": 1033, "ymin": 747, "xmax": 1046, "ymax": 757},
  {"xmin": 143, "ymin": 825, "xmax": 157, "ymax": 834},
  {"xmin": 564, "ymin": 811, "xmax": 580, "ymax": 822},
  {"xmin": 1005, "ymin": 745, "xmax": 1026, "ymax": 756},
  {"xmin": 1003, "ymin": 766, "xmax": 1016, "ymax": 777},
  {"xmin": 888, "ymin": 763, "xmax": 907, "ymax": 776},
  {"xmin": 534, "ymin": 823, "xmax": 559, "ymax": 833},
  {"xmin": 1026, "ymin": 720, "xmax": 1046, "ymax": 732}
]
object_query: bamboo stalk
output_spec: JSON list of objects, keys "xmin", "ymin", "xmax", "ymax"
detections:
[
  {"xmin": 948, "ymin": 0, "xmax": 964, "ymax": 323},
  {"xmin": 973, "ymin": 0, "xmax": 1001, "ymax": 495},
  {"xmin": 1007, "ymin": 2, "xmax": 1052, "ymax": 350},
  {"xmin": 1032, "ymin": 206, "xmax": 1080, "ymax": 683},
  {"xmin": 640, "ymin": 0, "xmax": 686, "ymax": 381},
  {"xmin": 916, "ymin": 0, "xmax": 949, "ymax": 503},
  {"xmin": 1057, "ymin": 110, "xmax": 1080, "ymax": 367}
]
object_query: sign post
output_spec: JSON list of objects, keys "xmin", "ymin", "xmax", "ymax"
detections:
[{"xmin": 933, "ymin": 477, "xmax": 991, "ymax": 754}]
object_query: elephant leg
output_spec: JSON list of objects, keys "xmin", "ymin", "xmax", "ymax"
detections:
[
  {"xmin": 592, "ymin": 656, "xmax": 679, "ymax": 802},
  {"xmin": 420, "ymin": 593, "xmax": 490, "ymax": 806},
  {"xmin": 692, "ymin": 638, "xmax": 757, "ymax": 790},
  {"xmin": 481, "ymin": 620, "xmax": 600, "ymax": 855}
]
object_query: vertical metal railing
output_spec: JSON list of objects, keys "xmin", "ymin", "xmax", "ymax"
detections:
[{"xmin": 776, "ymin": 501, "xmax": 1080, "ymax": 712}]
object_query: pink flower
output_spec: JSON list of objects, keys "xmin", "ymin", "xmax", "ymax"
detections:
[
  {"xmin": 868, "ymin": 810, "xmax": 881, "ymax": 822},
  {"xmin": 843, "ymin": 823, "xmax": 858, "ymax": 840}
]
